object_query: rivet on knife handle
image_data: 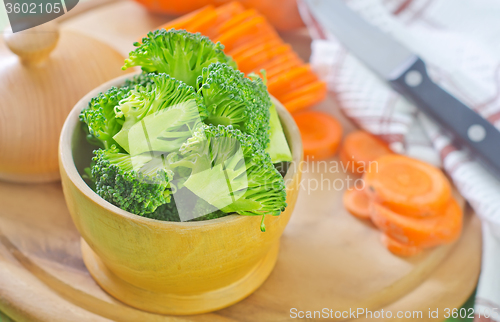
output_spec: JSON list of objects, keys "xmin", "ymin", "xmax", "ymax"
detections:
[{"xmin": 390, "ymin": 58, "xmax": 500, "ymax": 176}]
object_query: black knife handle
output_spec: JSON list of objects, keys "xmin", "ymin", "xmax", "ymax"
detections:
[{"xmin": 390, "ymin": 58, "xmax": 500, "ymax": 176}]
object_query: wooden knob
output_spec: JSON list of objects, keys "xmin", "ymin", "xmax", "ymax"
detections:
[{"xmin": 4, "ymin": 22, "xmax": 59, "ymax": 66}]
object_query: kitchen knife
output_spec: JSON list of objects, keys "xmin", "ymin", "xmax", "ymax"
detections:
[{"xmin": 305, "ymin": 0, "xmax": 500, "ymax": 178}]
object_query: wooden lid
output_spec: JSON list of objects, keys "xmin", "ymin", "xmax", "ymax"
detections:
[
  {"xmin": 0, "ymin": 22, "xmax": 130, "ymax": 183},
  {"xmin": 3, "ymin": 21, "xmax": 60, "ymax": 66}
]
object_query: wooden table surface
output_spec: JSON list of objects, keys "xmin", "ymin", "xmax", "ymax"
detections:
[{"xmin": 0, "ymin": 1, "xmax": 481, "ymax": 321}]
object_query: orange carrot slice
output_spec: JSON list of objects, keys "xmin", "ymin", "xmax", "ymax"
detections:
[
  {"xmin": 381, "ymin": 234, "xmax": 423, "ymax": 257},
  {"xmin": 215, "ymin": 2, "xmax": 246, "ymax": 20},
  {"xmin": 371, "ymin": 199, "xmax": 463, "ymax": 248},
  {"xmin": 149, "ymin": 3, "xmax": 326, "ymax": 113},
  {"xmin": 159, "ymin": 5, "xmax": 216, "ymax": 31},
  {"xmin": 216, "ymin": 15, "xmax": 267, "ymax": 42},
  {"xmin": 217, "ymin": 9, "xmax": 261, "ymax": 34},
  {"xmin": 233, "ymin": 39, "xmax": 284, "ymax": 63},
  {"xmin": 216, "ymin": 19, "xmax": 276, "ymax": 52},
  {"xmin": 339, "ymin": 131, "xmax": 393, "ymax": 175},
  {"xmin": 364, "ymin": 155, "xmax": 452, "ymax": 217},
  {"xmin": 228, "ymin": 33, "xmax": 278, "ymax": 57},
  {"xmin": 267, "ymin": 65, "xmax": 318, "ymax": 97},
  {"xmin": 183, "ymin": 9, "xmax": 219, "ymax": 34},
  {"xmin": 265, "ymin": 59, "xmax": 303, "ymax": 79},
  {"xmin": 276, "ymin": 80, "xmax": 327, "ymax": 102},
  {"xmin": 254, "ymin": 57, "xmax": 302, "ymax": 80},
  {"xmin": 134, "ymin": 0, "xmax": 212, "ymax": 15},
  {"xmin": 278, "ymin": 80, "xmax": 326, "ymax": 102},
  {"xmin": 237, "ymin": 44, "xmax": 292, "ymax": 72},
  {"xmin": 255, "ymin": 51, "xmax": 302, "ymax": 71},
  {"xmin": 201, "ymin": 3, "xmax": 250, "ymax": 38},
  {"xmin": 293, "ymin": 111, "xmax": 343, "ymax": 160},
  {"xmin": 343, "ymin": 188, "xmax": 371, "ymax": 219},
  {"xmin": 280, "ymin": 81, "xmax": 327, "ymax": 113}
]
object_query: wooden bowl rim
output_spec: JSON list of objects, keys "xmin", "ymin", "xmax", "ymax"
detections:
[{"xmin": 59, "ymin": 72, "xmax": 303, "ymax": 228}]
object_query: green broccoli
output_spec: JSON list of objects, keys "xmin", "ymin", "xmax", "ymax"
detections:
[
  {"xmin": 147, "ymin": 198, "xmax": 229, "ymax": 222},
  {"xmin": 80, "ymin": 86, "xmax": 131, "ymax": 149},
  {"xmin": 112, "ymin": 73, "xmax": 207, "ymax": 155},
  {"xmin": 196, "ymin": 63, "xmax": 272, "ymax": 148},
  {"xmin": 82, "ymin": 29, "xmax": 291, "ymax": 229},
  {"xmin": 265, "ymin": 103, "xmax": 292, "ymax": 163},
  {"xmin": 122, "ymin": 29, "xmax": 237, "ymax": 87},
  {"xmin": 147, "ymin": 201, "xmax": 180, "ymax": 221},
  {"xmin": 168, "ymin": 124, "xmax": 287, "ymax": 231},
  {"xmin": 124, "ymin": 72, "xmax": 155, "ymax": 88},
  {"xmin": 91, "ymin": 146, "xmax": 173, "ymax": 216}
]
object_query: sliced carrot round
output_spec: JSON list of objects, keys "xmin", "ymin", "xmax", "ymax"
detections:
[
  {"xmin": 237, "ymin": 44, "xmax": 292, "ymax": 72},
  {"xmin": 265, "ymin": 59, "xmax": 302, "ymax": 79},
  {"xmin": 199, "ymin": 3, "xmax": 247, "ymax": 38},
  {"xmin": 381, "ymin": 234, "xmax": 423, "ymax": 257},
  {"xmin": 293, "ymin": 111, "xmax": 342, "ymax": 160},
  {"xmin": 280, "ymin": 81, "xmax": 327, "ymax": 113},
  {"xmin": 214, "ymin": 2, "xmax": 246, "ymax": 22},
  {"xmin": 233, "ymin": 39, "xmax": 284, "ymax": 63},
  {"xmin": 159, "ymin": 5, "xmax": 216, "ymax": 31},
  {"xmin": 215, "ymin": 17, "xmax": 274, "ymax": 52},
  {"xmin": 365, "ymin": 155, "xmax": 452, "ymax": 217},
  {"xmin": 343, "ymin": 188, "xmax": 371, "ymax": 219},
  {"xmin": 339, "ymin": 131, "xmax": 393, "ymax": 175},
  {"xmin": 267, "ymin": 65, "xmax": 318, "ymax": 97},
  {"xmin": 183, "ymin": 9, "xmax": 219, "ymax": 34},
  {"xmin": 254, "ymin": 52, "xmax": 302, "ymax": 72},
  {"xmin": 370, "ymin": 199, "xmax": 463, "ymax": 248},
  {"xmin": 217, "ymin": 9, "xmax": 260, "ymax": 34},
  {"xmin": 228, "ymin": 33, "xmax": 277, "ymax": 57},
  {"xmin": 134, "ymin": 0, "xmax": 212, "ymax": 16}
]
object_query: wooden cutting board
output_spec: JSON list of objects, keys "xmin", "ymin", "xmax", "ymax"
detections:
[
  {"xmin": 0, "ymin": 168, "xmax": 480, "ymax": 322},
  {"xmin": 0, "ymin": 1, "xmax": 481, "ymax": 321}
]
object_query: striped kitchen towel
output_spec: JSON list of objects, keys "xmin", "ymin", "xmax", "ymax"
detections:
[{"xmin": 299, "ymin": 0, "xmax": 500, "ymax": 320}]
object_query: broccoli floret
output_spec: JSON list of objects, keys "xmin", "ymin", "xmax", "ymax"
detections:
[
  {"xmin": 190, "ymin": 209, "xmax": 228, "ymax": 221},
  {"xmin": 80, "ymin": 86, "xmax": 131, "ymax": 149},
  {"xmin": 168, "ymin": 124, "xmax": 287, "ymax": 231},
  {"xmin": 112, "ymin": 73, "xmax": 207, "ymax": 155},
  {"xmin": 122, "ymin": 29, "xmax": 237, "ymax": 87},
  {"xmin": 124, "ymin": 72, "xmax": 155, "ymax": 88},
  {"xmin": 149, "ymin": 196, "xmax": 229, "ymax": 222},
  {"xmin": 148, "ymin": 201, "xmax": 181, "ymax": 221},
  {"xmin": 266, "ymin": 103, "xmax": 292, "ymax": 163},
  {"xmin": 91, "ymin": 146, "xmax": 173, "ymax": 216},
  {"xmin": 197, "ymin": 63, "xmax": 272, "ymax": 148}
]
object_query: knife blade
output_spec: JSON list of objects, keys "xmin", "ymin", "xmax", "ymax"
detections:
[{"xmin": 305, "ymin": 0, "xmax": 500, "ymax": 178}]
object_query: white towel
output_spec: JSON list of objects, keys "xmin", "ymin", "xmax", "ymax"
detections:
[{"xmin": 299, "ymin": 0, "xmax": 500, "ymax": 320}]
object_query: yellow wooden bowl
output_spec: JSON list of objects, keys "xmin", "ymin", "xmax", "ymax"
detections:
[{"xmin": 59, "ymin": 74, "xmax": 303, "ymax": 315}]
